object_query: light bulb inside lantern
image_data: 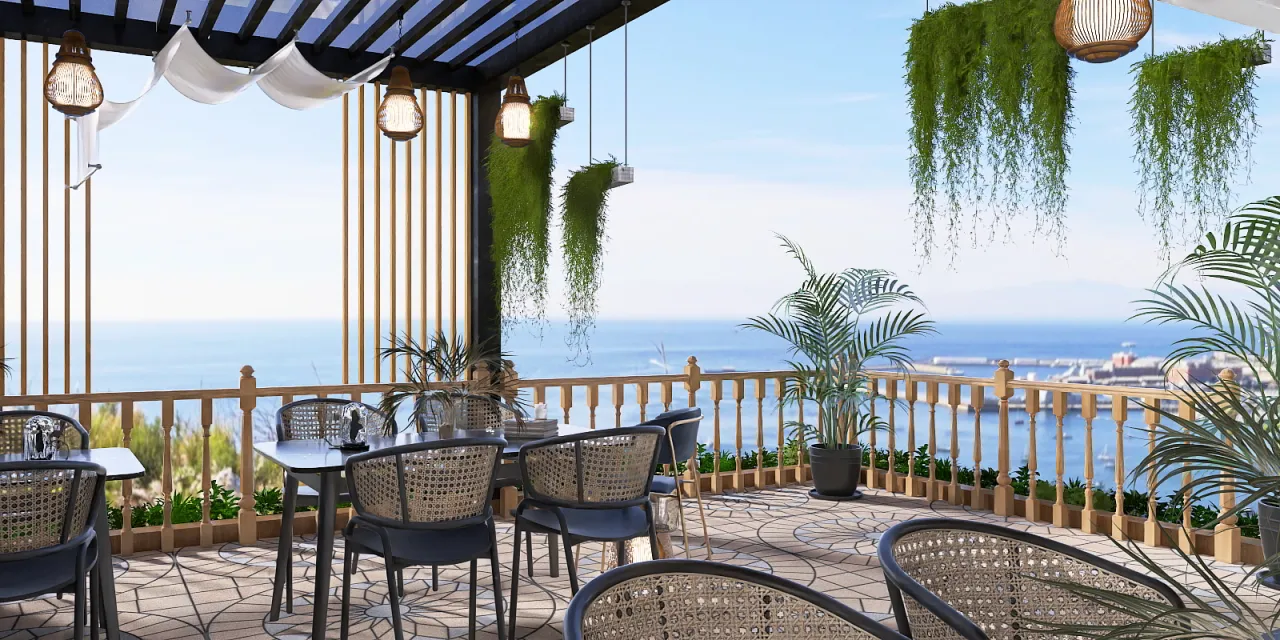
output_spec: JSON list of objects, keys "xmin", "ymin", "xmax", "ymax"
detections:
[
  {"xmin": 496, "ymin": 75, "xmax": 532, "ymax": 147},
  {"xmin": 377, "ymin": 66, "xmax": 423, "ymax": 142},
  {"xmin": 45, "ymin": 30, "xmax": 104, "ymax": 117}
]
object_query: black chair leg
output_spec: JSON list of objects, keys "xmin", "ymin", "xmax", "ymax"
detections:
[
  {"xmin": 548, "ymin": 534, "xmax": 559, "ymax": 578},
  {"xmin": 73, "ymin": 563, "xmax": 86, "ymax": 640},
  {"xmin": 340, "ymin": 549, "xmax": 356, "ymax": 640},
  {"xmin": 507, "ymin": 520, "xmax": 522, "ymax": 640},
  {"xmin": 562, "ymin": 534, "xmax": 579, "ymax": 595},
  {"xmin": 431, "ymin": 565, "xmax": 439, "ymax": 591},
  {"xmin": 89, "ymin": 567, "xmax": 99, "ymax": 640},
  {"xmin": 397, "ymin": 568, "xmax": 405, "ymax": 597},
  {"xmin": 524, "ymin": 532, "xmax": 533, "ymax": 578},
  {"xmin": 385, "ymin": 555, "xmax": 404, "ymax": 640},
  {"xmin": 468, "ymin": 559, "xmax": 478, "ymax": 640},
  {"xmin": 488, "ymin": 526, "xmax": 507, "ymax": 640}
]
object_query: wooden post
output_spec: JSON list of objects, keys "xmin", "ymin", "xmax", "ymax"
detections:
[
  {"xmin": 905, "ymin": 380, "xmax": 922, "ymax": 497},
  {"xmin": 1025, "ymin": 389, "xmax": 1040, "ymax": 522},
  {"xmin": 926, "ymin": 381, "xmax": 939, "ymax": 502},
  {"xmin": 867, "ymin": 378, "xmax": 878, "ymax": 490},
  {"xmin": 993, "ymin": 361, "xmax": 1014, "ymax": 516},
  {"xmin": 970, "ymin": 385, "xmax": 985, "ymax": 511},
  {"xmin": 885, "ymin": 378, "xmax": 898, "ymax": 492},
  {"xmin": 201, "ymin": 397, "xmax": 214, "ymax": 547},
  {"xmin": 755, "ymin": 378, "xmax": 766, "ymax": 489},
  {"xmin": 636, "ymin": 382, "xmax": 649, "ymax": 423},
  {"xmin": 120, "ymin": 402, "xmax": 135, "ymax": 554},
  {"xmin": 161, "ymin": 400, "xmax": 174, "ymax": 552},
  {"xmin": 1081, "ymin": 393, "xmax": 1098, "ymax": 534},
  {"xmin": 733, "ymin": 378, "xmax": 745, "ymax": 491},
  {"xmin": 612, "ymin": 382, "xmax": 624, "ymax": 427},
  {"xmin": 1112, "ymin": 395, "xmax": 1128, "ymax": 541},
  {"xmin": 776, "ymin": 377, "xmax": 786, "ymax": 486},
  {"xmin": 586, "ymin": 384, "xmax": 599, "ymax": 430},
  {"xmin": 1215, "ymin": 369, "xmax": 1242, "ymax": 564},
  {"xmin": 660, "ymin": 381, "xmax": 673, "ymax": 412},
  {"xmin": 1052, "ymin": 391, "xmax": 1068, "ymax": 527},
  {"xmin": 710, "ymin": 379, "xmax": 722, "ymax": 494},
  {"xmin": 1143, "ymin": 396, "xmax": 1161, "ymax": 546},
  {"xmin": 560, "ymin": 384, "xmax": 573, "ymax": 425},
  {"xmin": 238, "ymin": 366, "xmax": 258, "ymax": 545},
  {"xmin": 947, "ymin": 383, "xmax": 961, "ymax": 505},
  {"xmin": 1178, "ymin": 401, "xmax": 1196, "ymax": 553}
]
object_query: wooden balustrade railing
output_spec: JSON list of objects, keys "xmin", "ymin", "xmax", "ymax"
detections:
[{"xmin": 0, "ymin": 357, "xmax": 1256, "ymax": 564}]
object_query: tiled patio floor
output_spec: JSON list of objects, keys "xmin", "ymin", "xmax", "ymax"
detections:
[{"xmin": 3, "ymin": 486, "xmax": 1278, "ymax": 639}]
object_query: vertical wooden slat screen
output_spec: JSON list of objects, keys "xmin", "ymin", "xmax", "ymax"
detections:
[
  {"xmin": 342, "ymin": 93, "xmax": 349, "ymax": 384},
  {"xmin": 342, "ymin": 87, "xmax": 473, "ymax": 379},
  {"xmin": 0, "ymin": 38, "xmax": 93, "ymax": 396}
]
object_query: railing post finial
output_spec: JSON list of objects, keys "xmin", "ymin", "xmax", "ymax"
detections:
[{"xmin": 684, "ymin": 356, "xmax": 701, "ymax": 408}]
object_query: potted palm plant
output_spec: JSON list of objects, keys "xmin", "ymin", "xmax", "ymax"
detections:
[
  {"xmin": 1130, "ymin": 197, "xmax": 1280, "ymax": 581},
  {"xmin": 378, "ymin": 333, "xmax": 521, "ymax": 433},
  {"xmin": 744, "ymin": 235, "xmax": 935, "ymax": 500}
]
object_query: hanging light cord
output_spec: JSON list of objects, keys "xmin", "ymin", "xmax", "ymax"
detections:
[
  {"xmin": 587, "ymin": 24, "xmax": 595, "ymax": 162},
  {"xmin": 623, "ymin": 0, "xmax": 629, "ymax": 166},
  {"xmin": 563, "ymin": 42, "xmax": 570, "ymax": 98}
]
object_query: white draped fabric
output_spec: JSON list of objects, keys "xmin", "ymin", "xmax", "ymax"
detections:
[{"xmin": 72, "ymin": 27, "xmax": 391, "ymax": 187}]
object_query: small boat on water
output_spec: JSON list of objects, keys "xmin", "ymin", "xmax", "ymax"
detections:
[
  {"xmin": 1121, "ymin": 341, "xmax": 1137, "ymax": 348},
  {"xmin": 1097, "ymin": 447, "xmax": 1116, "ymax": 470}
]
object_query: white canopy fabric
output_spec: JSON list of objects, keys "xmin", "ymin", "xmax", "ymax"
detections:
[
  {"xmin": 1160, "ymin": 0, "xmax": 1280, "ymax": 33},
  {"xmin": 72, "ymin": 26, "xmax": 391, "ymax": 187}
]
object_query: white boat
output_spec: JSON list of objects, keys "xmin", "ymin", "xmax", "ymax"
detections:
[
  {"xmin": 1121, "ymin": 341, "xmax": 1137, "ymax": 348},
  {"xmin": 1096, "ymin": 447, "xmax": 1116, "ymax": 470}
]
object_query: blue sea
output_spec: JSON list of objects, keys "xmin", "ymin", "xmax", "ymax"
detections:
[{"xmin": 5, "ymin": 318, "xmax": 1198, "ymax": 496}]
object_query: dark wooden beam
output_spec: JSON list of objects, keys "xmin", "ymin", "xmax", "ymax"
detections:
[
  {"xmin": 477, "ymin": 0, "xmax": 668, "ymax": 80},
  {"xmin": 68, "ymin": 0, "xmax": 81, "ymax": 21},
  {"xmin": 114, "ymin": 0, "xmax": 128, "ymax": 24},
  {"xmin": 21, "ymin": 0, "xmax": 34, "ymax": 15},
  {"xmin": 156, "ymin": 0, "xmax": 177, "ymax": 30},
  {"xmin": 383, "ymin": 0, "xmax": 466, "ymax": 58},
  {"xmin": 413, "ymin": 0, "xmax": 511, "ymax": 62},
  {"xmin": 447, "ymin": 0, "xmax": 558, "ymax": 67},
  {"xmin": 0, "ymin": 3, "xmax": 484, "ymax": 89},
  {"xmin": 348, "ymin": 0, "xmax": 440, "ymax": 55},
  {"xmin": 312, "ymin": 0, "xmax": 374, "ymax": 52},
  {"xmin": 470, "ymin": 83, "xmax": 502, "ymax": 354},
  {"xmin": 198, "ymin": 0, "xmax": 226, "ymax": 39},
  {"xmin": 276, "ymin": 0, "xmax": 323, "ymax": 44},
  {"xmin": 237, "ymin": 0, "xmax": 273, "ymax": 41}
]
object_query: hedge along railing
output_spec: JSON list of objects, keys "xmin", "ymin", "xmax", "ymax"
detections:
[{"xmin": 0, "ymin": 357, "xmax": 1253, "ymax": 565}]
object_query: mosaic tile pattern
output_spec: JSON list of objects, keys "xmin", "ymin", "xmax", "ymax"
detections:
[{"xmin": 2, "ymin": 486, "xmax": 1278, "ymax": 639}]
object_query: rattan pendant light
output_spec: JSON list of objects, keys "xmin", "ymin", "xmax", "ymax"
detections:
[
  {"xmin": 45, "ymin": 30, "xmax": 104, "ymax": 117},
  {"xmin": 1054, "ymin": 0, "xmax": 1152, "ymax": 63},
  {"xmin": 377, "ymin": 66, "xmax": 423, "ymax": 141},
  {"xmin": 497, "ymin": 23, "xmax": 533, "ymax": 147}
]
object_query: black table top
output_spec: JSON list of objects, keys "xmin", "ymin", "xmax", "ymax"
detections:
[
  {"xmin": 253, "ymin": 425, "xmax": 590, "ymax": 474},
  {"xmin": 0, "ymin": 447, "xmax": 145, "ymax": 481}
]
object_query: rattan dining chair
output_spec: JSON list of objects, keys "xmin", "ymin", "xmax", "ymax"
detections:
[
  {"xmin": 645, "ymin": 407, "xmax": 711, "ymax": 559},
  {"xmin": 0, "ymin": 460, "xmax": 106, "ymax": 640},
  {"xmin": 564, "ymin": 559, "xmax": 908, "ymax": 640},
  {"xmin": 0, "ymin": 409, "xmax": 90, "ymax": 454},
  {"xmin": 507, "ymin": 425, "xmax": 665, "ymax": 640},
  {"xmin": 878, "ymin": 519, "xmax": 1184, "ymax": 639},
  {"xmin": 414, "ymin": 392, "xmax": 522, "ymax": 433},
  {"xmin": 341, "ymin": 438, "xmax": 508, "ymax": 640},
  {"xmin": 269, "ymin": 398, "xmax": 390, "ymax": 620}
]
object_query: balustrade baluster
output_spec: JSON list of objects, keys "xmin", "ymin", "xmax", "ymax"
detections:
[
  {"xmin": 1081, "ymin": 393, "xmax": 1098, "ymax": 534},
  {"xmin": 1215, "ymin": 369, "xmax": 1242, "ymax": 564},
  {"xmin": 906, "ymin": 380, "xmax": 921, "ymax": 497},
  {"xmin": 661, "ymin": 381, "xmax": 673, "ymax": 413},
  {"xmin": 1144, "ymin": 396, "xmax": 1160, "ymax": 546},
  {"xmin": 776, "ymin": 377, "xmax": 786, "ymax": 486},
  {"xmin": 710, "ymin": 380, "xmax": 722, "ymax": 494},
  {"xmin": 586, "ymin": 384, "xmax": 598, "ymax": 430},
  {"xmin": 733, "ymin": 379, "xmax": 744, "ymax": 491},
  {"xmin": 161, "ymin": 399, "xmax": 175, "ymax": 552},
  {"xmin": 1112, "ymin": 395, "xmax": 1128, "ymax": 541},
  {"xmin": 636, "ymin": 383, "xmax": 648, "ymax": 423},
  {"xmin": 1025, "ymin": 390, "xmax": 1040, "ymax": 522},
  {"xmin": 201, "ymin": 398, "xmax": 214, "ymax": 547},
  {"xmin": 971, "ymin": 385, "xmax": 984, "ymax": 510},
  {"xmin": 1178, "ymin": 402, "xmax": 1195, "ymax": 553},
  {"xmin": 994, "ymin": 361, "xmax": 1013, "ymax": 516},
  {"xmin": 867, "ymin": 378, "xmax": 878, "ymax": 490},
  {"xmin": 926, "ymin": 382, "xmax": 939, "ymax": 502},
  {"xmin": 948, "ymin": 383, "xmax": 960, "ymax": 505},
  {"xmin": 1053, "ymin": 391, "xmax": 1068, "ymax": 527},
  {"xmin": 560, "ymin": 384, "xmax": 573, "ymax": 425},
  {"xmin": 755, "ymin": 378, "xmax": 766, "ymax": 489},
  {"xmin": 796, "ymin": 385, "xmax": 806, "ymax": 484},
  {"xmin": 121, "ymin": 402, "xmax": 135, "ymax": 554},
  {"xmin": 238, "ymin": 366, "xmax": 257, "ymax": 545},
  {"xmin": 612, "ymin": 383, "xmax": 624, "ymax": 428},
  {"xmin": 885, "ymin": 378, "xmax": 897, "ymax": 492}
]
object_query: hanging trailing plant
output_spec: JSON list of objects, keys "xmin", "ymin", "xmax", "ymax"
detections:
[
  {"xmin": 560, "ymin": 158, "xmax": 619, "ymax": 364},
  {"xmin": 905, "ymin": 0, "xmax": 1074, "ymax": 262},
  {"xmin": 486, "ymin": 93, "xmax": 565, "ymax": 331},
  {"xmin": 1131, "ymin": 32, "xmax": 1264, "ymax": 258}
]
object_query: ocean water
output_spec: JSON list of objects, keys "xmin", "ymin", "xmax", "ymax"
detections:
[{"xmin": 7, "ymin": 318, "xmax": 1198, "ymax": 495}]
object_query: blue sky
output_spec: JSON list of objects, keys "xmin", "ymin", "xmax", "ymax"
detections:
[{"xmin": 0, "ymin": 0, "xmax": 1276, "ymax": 323}]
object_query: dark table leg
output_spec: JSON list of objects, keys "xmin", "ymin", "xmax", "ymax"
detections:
[
  {"xmin": 312, "ymin": 472, "xmax": 338, "ymax": 640},
  {"xmin": 94, "ymin": 491, "xmax": 121, "ymax": 640}
]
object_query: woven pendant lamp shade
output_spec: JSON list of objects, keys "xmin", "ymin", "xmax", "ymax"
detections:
[
  {"xmin": 496, "ymin": 75, "xmax": 532, "ymax": 147},
  {"xmin": 377, "ymin": 66, "xmax": 423, "ymax": 141},
  {"xmin": 1054, "ymin": 0, "xmax": 1152, "ymax": 63},
  {"xmin": 44, "ymin": 31, "xmax": 104, "ymax": 117}
]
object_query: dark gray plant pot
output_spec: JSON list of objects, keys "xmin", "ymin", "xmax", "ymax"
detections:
[
  {"xmin": 809, "ymin": 444, "xmax": 863, "ymax": 498},
  {"xmin": 1261, "ymin": 500, "xmax": 1280, "ymax": 564}
]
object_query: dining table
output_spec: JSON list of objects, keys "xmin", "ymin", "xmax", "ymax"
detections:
[
  {"xmin": 0, "ymin": 447, "xmax": 144, "ymax": 640},
  {"xmin": 253, "ymin": 425, "xmax": 589, "ymax": 640}
]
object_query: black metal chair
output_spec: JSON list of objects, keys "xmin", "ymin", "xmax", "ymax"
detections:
[
  {"xmin": 644, "ymin": 407, "xmax": 711, "ymax": 559},
  {"xmin": 0, "ymin": 410, "xmax": 90, "ymax": 454},
  {"xmin": 0, "ymin": 460, "xmax": 106, "ymax": 640},
  {"xmin": 341, "ymin": 438, "xmax": 508, "ymax": 640},
  {"xmin": 269, "ymin": 398, "xmax": 390, "ymax": 620},
  {"xmin": 565, "ymin": 559, "xmax": 907, "ymax": 640},
  {"xmin": 507, "ymin": 425, "xmax": 665, "ymax": 639},
  {"xmin": 878, "ymin": 519, "xmax": 1185, "ymax": 639}
]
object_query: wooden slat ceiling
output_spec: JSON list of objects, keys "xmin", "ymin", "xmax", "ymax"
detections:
[{"xmin": 0, "ymin": 0, "xmax": 668, "ymax": 91}]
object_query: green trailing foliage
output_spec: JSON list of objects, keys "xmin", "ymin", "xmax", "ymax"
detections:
[
  {"xmin": 1131, "ymin": 33, "xmax": 1265, "ymax": 257},
  {"xmin": 487, "ymin": 94, "xmax": 566, "ymax": 331},
  {"xmin": 905, "ymin": 0, "xmax": 1073, "ymax": 262},
  {"xmin": 560, "ymin": 159, "xmax": 619, "ymax": 364}
]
